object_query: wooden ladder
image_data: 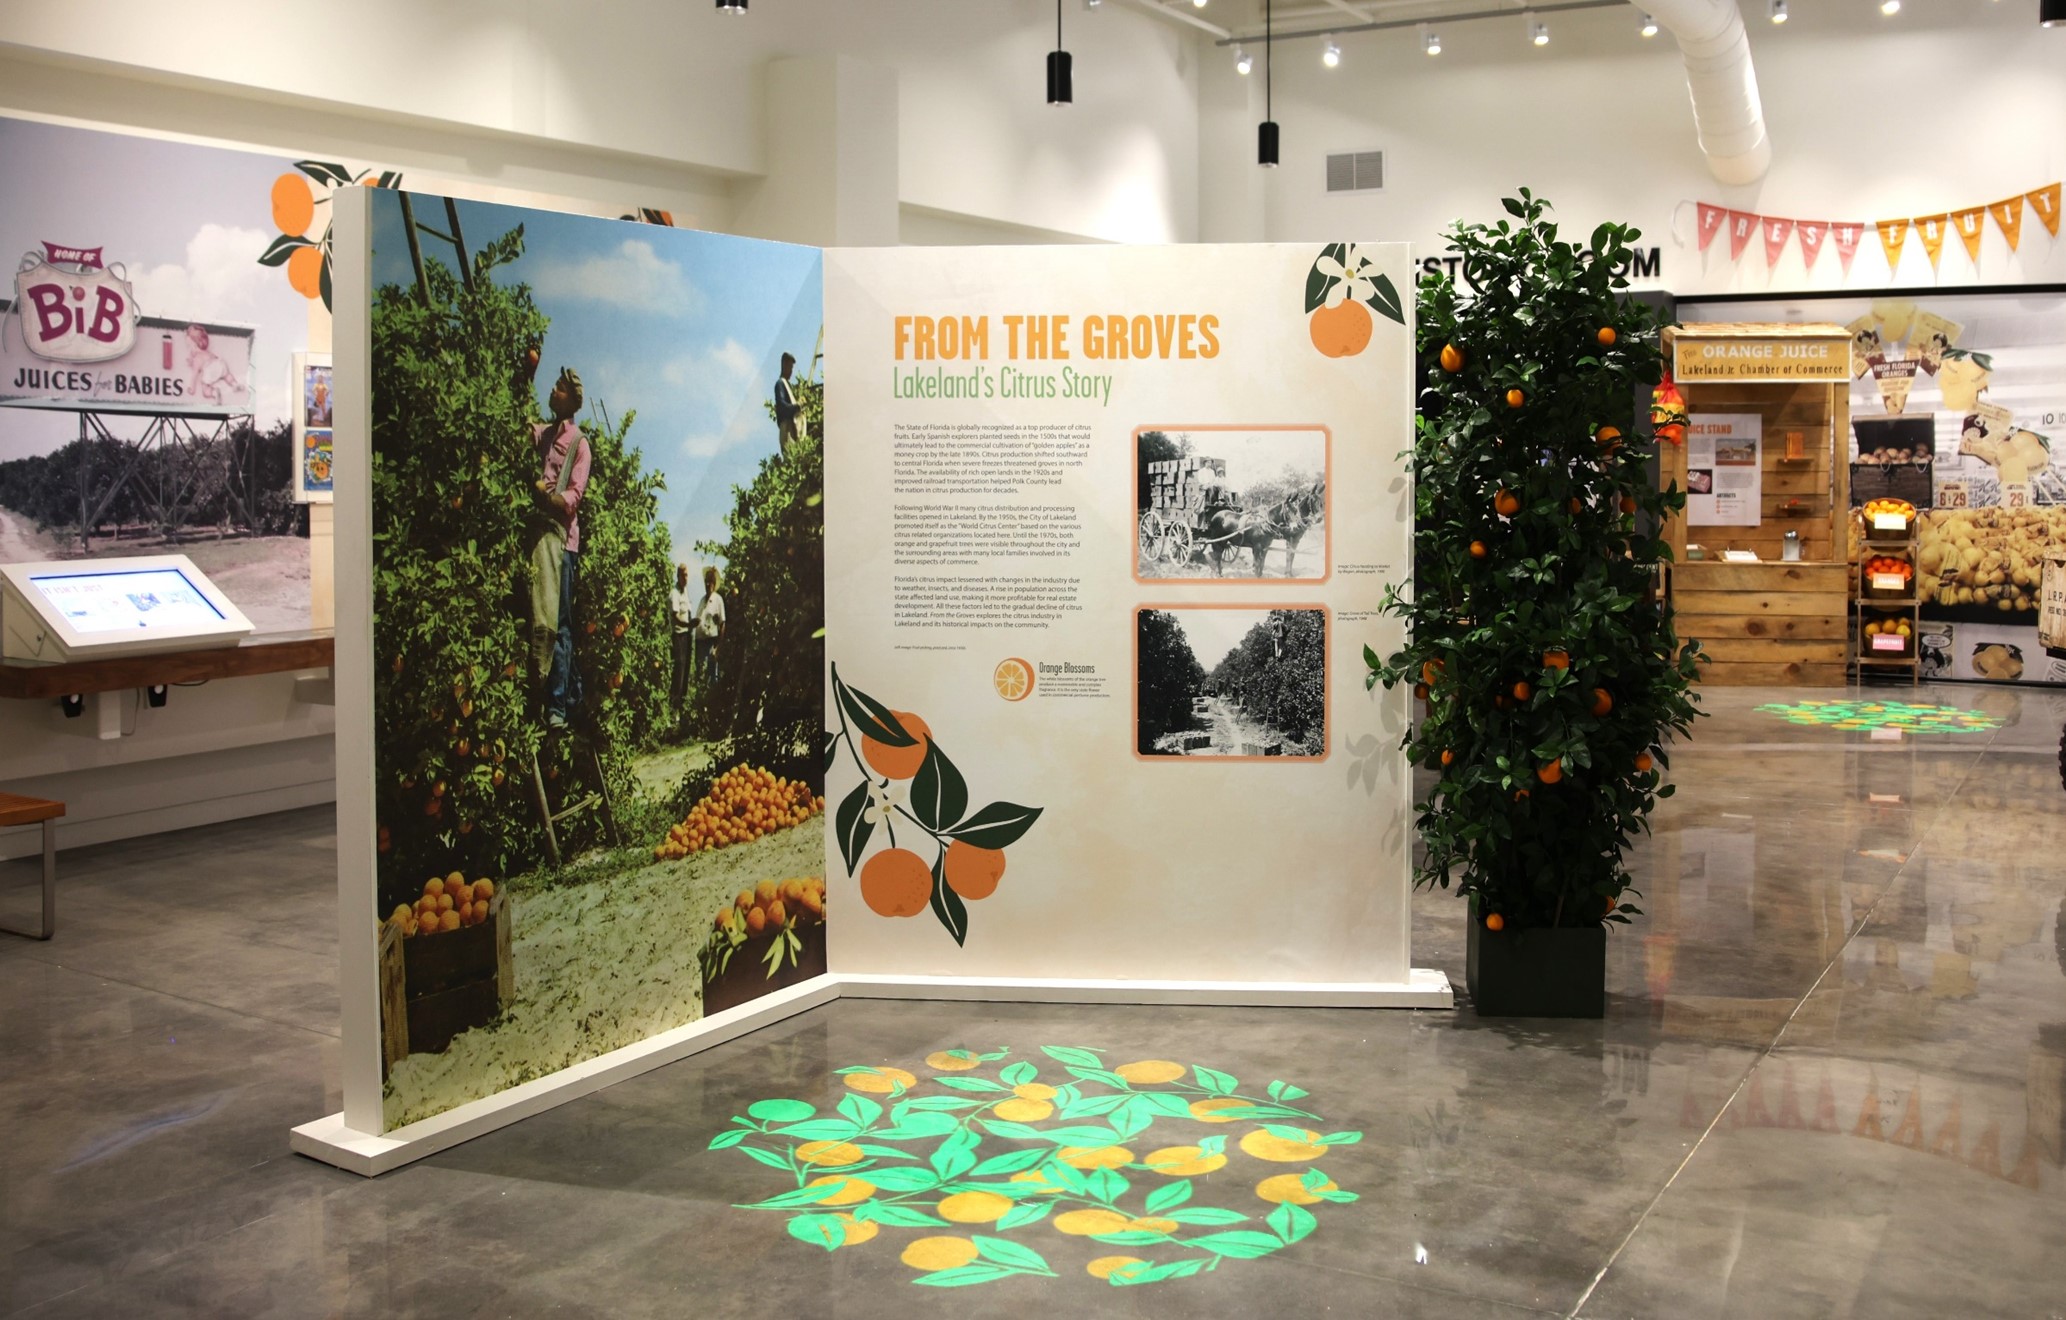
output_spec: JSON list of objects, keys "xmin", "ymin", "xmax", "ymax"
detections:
[{"xmin": 526, "ymin": 736, "xmax": 622, "ymax": 868}]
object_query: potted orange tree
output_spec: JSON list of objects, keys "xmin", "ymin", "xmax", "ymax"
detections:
[{"xmin": 1369, "ymin": 190, "xmax": 1701, "ymax": 1017}]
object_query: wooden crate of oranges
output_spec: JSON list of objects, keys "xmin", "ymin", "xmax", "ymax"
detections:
[
  {"xmin": 377, "ymin": 872, "xmax": 513, "ymax": 1074},
  {"xmin": 702, "ymin": 877, "xmax": 828, "ymax": 1016}
]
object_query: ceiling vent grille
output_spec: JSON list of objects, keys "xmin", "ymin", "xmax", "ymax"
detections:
[{"xmin": 1325, "ymin": 150, "xmax": 1385, "ymax": 193}]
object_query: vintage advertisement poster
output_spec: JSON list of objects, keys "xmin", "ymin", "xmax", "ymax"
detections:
[
  {"xmin": 356, "ymin": 191, "xmax": 825, "ymax": 1130},
  {"xmin": 1685, "ymin": 413, "xmax": 1762, "ymax": 527},
  {"xmin": 292, "ymin": 352, "xmax": 333, "ymax": 502},
  {"xmin": 823, "ymin": 243, "xmax": 1416, "ymax": 985}
]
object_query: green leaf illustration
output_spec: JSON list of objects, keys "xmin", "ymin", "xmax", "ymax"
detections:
[
  {"xmin": 1367, "ymin": 272, "xmax": 1406, "ymax": 326},
  {"xmin": 738, "ymin": 1183, "xmax": 849, "ymax": 1209},
  {"xmin": 1193, "ymin": 1066, "xmax": 1239, "ymax": 1095},
  {"xmin": 1110, "ymin": 1257, "xmax": 1208, "ymax": 1286},
  {"xmin": 837, "ymin": 1094, "xmax": 883, "ymax": 1128},
  {"xmin": 834, "ymin": 780, "xmax": 873, "ymax": 877},
  {"xmin": 257, "ymin": 233, "xmax": 314, "ymax": 267},
  {"xmin": 996, "ymin": 1199, "xmax": 1054, "ymax": 1230},
  {"xmin": 1188, "ymin": 1230, "xmax": 1288, "ymax": 1260},
  {"xmin": 930, "ymin": 1128, "xmax": 980, "ymax": 1180},
  {"xmin": 913, "ymin": 1264, "xmax": 1019, "ymax": 1288},
  {"xmin": 788, "ymin": 1213, "xmax": 846, "ymax": 1251},
  {"xmin": 935, "ymin": 1075, "xmax": 1009, "ymax": 1093},
  {"xmin": 895, "ymin": 1095, "xmax": 986, "ymax": 1113},
  {"xmin": 999, "ymin": 1061, "xmax": 1038, "ymax": 1087},
  {"xmin": 707, "ymin": 1128, "xmax": 751, "ymax": 1150},
  {"xmin": 1145, "ymin": 1180, "xmax": 1192, "ymax": 1215},
  {"xmin": 947, "ymin": 801, "xmax": 1044, "ymax": 850},
  {"xmin": 973, "ymin": 1236, "xmax": 1051, "ymax": 1272},
  {"xmin": 1089, "ymin": 1230, "xmax": 1170, "ymax": 1246},
  {"xmin": 971, "ymin": 1148, "xmax": 1049, "ymax": 1177},
  {"xmin": 1316, "ymin": 1131, "xmax": 1364, "ymax": 1146},
  {"xmin": 876, "ymin": 1112, "xmax": 963, "ymax": 1139},
  {"xmin": 911, "ymin": 739, "xmax": 969, "ymax": 831},
  {"xmin": 738, "ymin": 1146, "xmax": 796, "ymax": 1173},
  {"xmin": 1139, "ymin": 1093, "xmax": 1196, "ymax": 1119},
  {"xmin": 1267, "ymin": 1201, "xmax": 1317, "ymax": 1244},
  {"xmin": 1066, "ymin": 1066, "xmax": 1133, "ymax": 1090},
  {"xmin": 859, "ymin": 1166, "xmax": 941, "ymax": 1193},
  {"xmin": 832, "ymin": 665, "xmax": 915, "ymax": 746},
  {"xmin": 1041, "ymin": 1045, "xmax": 1104, "ymax": 1068},
  {"xmin": 294, "ymin": 159, "xmax": 355, "ymax": 185},
  {"xmin": 1086, "ymin": 1166, "xmax": 1130, "ymax": 1202},
  {"xmin": 854, "ymin": 1202, "xmax": 950, "ymax": 1227},
  {"xmin": 929, "ymin": 851, "xmax": 969, "ymax": 947},
  {"xmin": 1163, "ymin": 1206, "xmax": 1251, "ymax": 1226},
  {"xmin": 1305, "ymin": 243, "xmax": 1348, "ymax": 315},
  {"xmin": 978, "ymin": 1118, "xmax": 1046, "ymax": 1140},
  {"xmin": 773, "ymin": 1119, "xmax": 861, "ymax": 1141}
]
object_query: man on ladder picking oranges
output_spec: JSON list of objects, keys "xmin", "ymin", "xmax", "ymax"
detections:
[{"xmin": 530, "ymin": 366, "xmax": 593, "ymax": 731}]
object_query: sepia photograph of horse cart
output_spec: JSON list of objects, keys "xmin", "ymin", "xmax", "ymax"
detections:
[{"xmin": 1134, "ymin": 426, "xmax": 1328, "ymax": 580}]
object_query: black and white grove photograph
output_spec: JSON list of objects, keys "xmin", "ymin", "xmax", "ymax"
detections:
[
  {"xmin": 1135, "ymin": 606, "xmax": 1326, "ymax": 758},
  {"xmin": 1135, "ymin": 427, "xmax": 1327, "ymax": 580}
]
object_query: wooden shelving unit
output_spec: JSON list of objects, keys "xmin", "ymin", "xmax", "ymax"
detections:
[{"xmin": 1854, "ymin": 519, "xmax": 1920, "ymax": 685}]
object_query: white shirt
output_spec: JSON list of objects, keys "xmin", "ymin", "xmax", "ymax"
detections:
[
  {"xmin": 669, "ymin": 584, "xmax": 694, "ymax": 633},
  {"xmin": 696, "ymin": 591, "xmax": 726, "ymax": 639}
]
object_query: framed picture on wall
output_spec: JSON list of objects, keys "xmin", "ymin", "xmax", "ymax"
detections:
[{"xmin": 293, "ymin": 351, "xmax": 333, "ymax": 504}]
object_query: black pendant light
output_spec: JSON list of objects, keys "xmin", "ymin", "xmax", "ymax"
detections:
[
  {"xmin": 1048, "ymin": 0, "xmax": 1074, "ymax": 105},
  {"xmin": 1258, "ymin": 0, "xmax": 1279, "ymax": 166},
  {"xmin": 2043, "ymin": 0, "xmax": 2065, "ymax": 27},
  {"xmin": 715, "ymin": 0, "xmax": 746, "ymax": 12}
]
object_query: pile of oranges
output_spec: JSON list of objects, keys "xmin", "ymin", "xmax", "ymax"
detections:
[
  {"xmin": 382, "ymin": 871, "xmax": 496, "ymax": 939},
  {"xmin": 1862, "ymin": 498, "xmax": 1916, "ymax": 525},
  {"xmin": 715, "ymin": 877, "xmax": 827, "ymax": 939},
  {"xmin": 1864, "ymin": 556, "xmax": 1915, "ymax": 584},
  {"xmin": 656, "ymin": 765, "xmax": 825, "ymax": 860}
]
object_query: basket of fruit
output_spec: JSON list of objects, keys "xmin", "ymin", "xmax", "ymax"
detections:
[
  {"xmin": 1861, "ymin": 614, "xmax": 1914, "ymax": 658},
  {"xmin": 376, "ymin": 872, "xmax": 511, "ymax": 1072},
  {"xmin": 1861, "ymin": 498, "xmax": 1916, "ymax": 535},
  {"xmin": 1863, "ymin": 554, "xmax": 1916, "ymax": 601},
  {"xmin": 701, "ymin": 877, "xmax": 829, "ymax": 1016}
]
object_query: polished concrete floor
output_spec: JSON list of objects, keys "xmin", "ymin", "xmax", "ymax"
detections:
[{"xmin": 3, "ymin": 683, "xmax": 2063, "ymax": 1318}]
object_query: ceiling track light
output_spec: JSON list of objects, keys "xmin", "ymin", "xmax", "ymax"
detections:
[
  {"xmin": 1258, "ymin": 0, "xmax": 1278, "ymax": 167},
  {"xmin": 1640, "ymin": 13, "xmax": 1658, "ymax": 36},
  {"xmin": 715, "ymin": 0, "xmax": 746, "ymax": 12},
  {"xmin": 1321, "ymin": 35, "xmax": 1341, "ymax": 67},
  {"xmin": 1423, "ymin": 26, "xmax": 1441, "ymax": 56},
  {"xmin": 1880, "ymin": 0, "xmax": 1900, "ymax": 12},
  {"xmin": 1769, "ymin": 0, "xmax": 1787, "ymax": 22},
  {"xmin": 1234, "ymin": 44, "xmax": 1253, "ymax": 74},
  {"xmin": 1531, "ymin": 19, "xmax": 1549, "ymax": 46},
  {"xmin": 1047, "ymin": 0, "xmax": 1072, "ymax": 105}
]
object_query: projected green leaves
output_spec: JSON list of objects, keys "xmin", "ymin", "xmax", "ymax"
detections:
[
  {"xmin": 712, "ymin": 1046, "xmax": 1362, "ymax": 1288},
  {"xmin": 1753, "ymin": 700, "xmax": 2003, "ymax": 734}
]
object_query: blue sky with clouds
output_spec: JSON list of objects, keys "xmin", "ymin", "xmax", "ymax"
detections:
[{"xmin": 371, "ymin": 194, "xmax": 822, "ymax": 569}]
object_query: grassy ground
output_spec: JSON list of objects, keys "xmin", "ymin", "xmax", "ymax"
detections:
[{"xmin": 382, "ymin": 813, "xmax": 825, "ymax": 1129}]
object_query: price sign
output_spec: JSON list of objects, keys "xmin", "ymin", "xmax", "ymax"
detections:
[
  {"xmin": 1871, "ymin": 573, "xmax": 1907, "ymax": 593},
  {"xmin": 1872, "ymin": 513, "xmax": 1909, "ymax": 532},
  {"xmin": 1870, "ymin": 633, "xmax": 1908, "ymax": 653},
  {"xmin": 1936, "ymin": 481, "xmax": 1969, "ymax": 509}
]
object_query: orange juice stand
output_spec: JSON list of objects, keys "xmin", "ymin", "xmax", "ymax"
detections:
[{"xmin": 1659, "ymin": 323, "xmax": 1854, "ymax": 687}]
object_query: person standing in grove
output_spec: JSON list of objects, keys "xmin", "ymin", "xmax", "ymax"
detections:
[
  {"xmin": 774, "ymin": 352, "xmax": 801, "ymax": 455},
  {"xmin": 668, "ymin": 562, "xmax": 695, "ymax": 716},
  {"xmin": 694, "ymin": 565, "xmax": 727, "ymax": 694},
  {"xmin": 529, "ymin": 367, "xmax": 593, "ymax": 730}
]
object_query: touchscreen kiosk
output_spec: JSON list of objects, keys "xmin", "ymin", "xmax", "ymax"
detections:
[{"xmin": 1, "ymin": 556, "xmax": 254, "ymax": 663}]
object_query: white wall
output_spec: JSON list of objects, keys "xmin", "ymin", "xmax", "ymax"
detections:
[
  {"xmin": 0, "ymin": 0, "xmax": 1202, "ymax": 245},
  {"xmin": 1202, "ymin": 1, "xmax": 2066, "ymax": 294}
]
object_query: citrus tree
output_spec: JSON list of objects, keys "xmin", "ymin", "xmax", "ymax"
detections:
[
  {"xmin": 688, "ymin": 371, "xmax": 825, "ymax": 789},
  {"xmin": 1368, "ymin": 190, "xmax": 1701, "ymax": 932},
  {"xmin": 1135, "ymin": 610, "xmax": 1204, "ymax": 753},
  {"xmin": 370, "ymin": 212, "xmax": 672, "ymax": 911},
  {"xmin": 1211, "ymin": 610, "xmax": 1325, "ymax": 750}
]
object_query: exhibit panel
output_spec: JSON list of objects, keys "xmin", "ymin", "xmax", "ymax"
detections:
[
  {"xmin": 1684, "ymin": 290, "xmax": 2066, "ymax": 685},
  {"xmin": 822, "ymin": 243, "xmax": 1433, "ymax": 997}
]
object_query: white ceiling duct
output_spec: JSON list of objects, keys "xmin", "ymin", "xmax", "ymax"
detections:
[{"xmin": 1643, "ymin": 0, "xmax": 1772, "ymax": 185}]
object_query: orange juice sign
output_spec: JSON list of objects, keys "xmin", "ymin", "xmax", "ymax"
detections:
[{"xmin": 1673, "ymin": 336, "xmax": 1848, "ymax": 383}]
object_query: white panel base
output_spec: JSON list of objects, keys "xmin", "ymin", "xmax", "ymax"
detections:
[
  {"xmin": 291, "ymin": 967, "xmax": 1451, "ymax": 1177},
  {"xmin": 292, "ymin": 976, "xmax": 841, "ymax": 1177},
  {"xmin": 834, "ymin": 969, "xmax": 1453, "ymax": 1009}
]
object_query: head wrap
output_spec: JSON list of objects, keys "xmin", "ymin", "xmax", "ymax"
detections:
[{"xmin": 556, "ymin": 367, "xmax": 583, "ymax": 406}]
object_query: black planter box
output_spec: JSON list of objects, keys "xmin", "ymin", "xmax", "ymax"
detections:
[{"xmin": 1466, "ymin": 918, "xmax": 1606, "ymax": 1018}]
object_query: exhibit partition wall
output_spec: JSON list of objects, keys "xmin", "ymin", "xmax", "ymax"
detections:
[
  {"xmin": 300, "ymin": 189, "xmax": 1440, "ymax": 1174},
  {"xmin": 1685, "ymin": 289, "xmax": 2066, "ymax": 685}
]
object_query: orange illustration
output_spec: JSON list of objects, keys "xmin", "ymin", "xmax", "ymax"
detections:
[
  {"xmin": 1303, "ymin": 243, "xmax": 1403, "ymax": 358},
  {"xmin": 993, "ymin": 656, "xmax": 1034, "ymax": 701}
]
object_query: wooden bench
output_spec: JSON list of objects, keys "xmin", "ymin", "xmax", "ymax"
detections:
[{"xmin": 0, "ymin": 792, "xmax": 63, "ymax": 940}]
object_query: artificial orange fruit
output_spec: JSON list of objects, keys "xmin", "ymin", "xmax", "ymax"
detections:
[
  {"xmin": 1569, "ymin": 498, "xmax": 1583, "ymax": 515},
  {"xmin": 861, "ymin": 711, "xmax": 931, "ymax": 780},
  {"xmin": 1511, "ymin": 681, "xmax": 1532, "ymax": 702},
  {"xmin": 1494, "ymin": 489, "xmax": 1521, "ymax": 517},
  {"xmin": 1543, "ymin": 649, "xmax": 1571, "ymax": 670},
  {"xmin": 1597, "ymin": 326, "xmax": 1618, "ymax": 347},
  {"xmin": 1620, "ymin": 495, "xmax": 1638, "ymax": 514},
  {"xmin": 1413, "ymin": 682, "xmax": 1430, "ymax": 700},
  {"xmin": 1485, "ymin": 912, "xmax": 1506, "ymax": 931},
  {"xmin": 1469, "ymin": 540, "xmax": 1488, "ymax": 560},
  {"xmin": 1597, "ymin": 425, "xmax": 1622, "ymax": 446},
  {"xmin": 1440, "ymin": 749, "xmax": 1454, "ymax": 767},
  {"xmin": 1506, "ymin": 388, "xmax": 1526, "ymax": 409},
  {"xmin": 1590, "ymin": 687, "xmax": 1613, "ymax": 717},
  {"xmin": 1635, "ymin": 752, "xmax": 1655, "ymax": 774},
  {"xmin": 1439, "ymin": 343, "xmax": 1465, "ymax": 373},
  {"xmin": 1537, "ymin": 759, "xmax": 1564, "ymax": 785}
]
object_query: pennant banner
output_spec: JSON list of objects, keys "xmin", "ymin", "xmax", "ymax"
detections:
[
  {"xmin": 1680, "ymin": 181, "xmax": 2059, "ymax": 277},
  {"xmin": 1696, "ymin": 203, "xmax": 1727, "ymax": 252},
  {"xmin": 1797, "ymin": 221, "xmax": 1828, "ymax": 271},
  {"xmin": 1763, "ymin": 216, "xmax": 1794, "ymax": 268},
  {"xmin": 1727, "ymin": 210, "xmax": 1759, "ymax": 261},
  {"xmin": 1951, "ymin": 208, "xmax": 1986, "ymax": 263},
  {"xmin": 2031, "ymin": 183, "xmax": 2061, "ymax": 238},
  {"xmin": 1914, "ymin": 214, "xmax": 1948, "ymax": 270},
  {"xmin": 1832, "ymin": 222, "xmax": 1864, "ymax": 276},
  {"xmin": 1989, "ymin": 196, "xmax": 2024, "ymax": 251}
]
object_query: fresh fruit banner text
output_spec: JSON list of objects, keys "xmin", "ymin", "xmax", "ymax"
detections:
[{"xmin": 1687, "ymin": 184, "xmax": 2060, "ymax": 276}]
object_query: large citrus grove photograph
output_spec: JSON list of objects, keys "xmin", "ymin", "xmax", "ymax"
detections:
[{"xmin": 367, "ymin": 192, "xmax": 827, "ymax": 1128}]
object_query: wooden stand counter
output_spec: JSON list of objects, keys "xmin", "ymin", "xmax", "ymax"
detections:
[
  {"xmin": 0, "ymin": 632, "xmax": 334, "ymax": 700},
  {"xmin": 1661, "ymin": 323, "xmax": 1854, "ymax": 688}
]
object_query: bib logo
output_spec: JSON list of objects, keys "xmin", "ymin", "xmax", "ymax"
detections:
[
  {"xmin": 11, "ymin": 242, "xmax": 140, "ymax": 364},
  {"xmin": 1303, "ymin": 244, "xmax": 1404, "ymax": 359}
]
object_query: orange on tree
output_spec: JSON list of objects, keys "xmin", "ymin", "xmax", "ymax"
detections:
[
  {"xmin": 1420, "ymin": 659, "xmax": 1445, "ymax": 686},
  {"xmin": 861, "ymin": 711, "xmax": 932, "ymax": 780},
  {"xmin": 1596, "ymin": 326, "xmax": 1618, "ymax": 347},
  {"xmin": 1543, "ymin": 649, "xmax": 1570, "ymax": 670},
  {"xmin": 1505, "ymin": 388, "xmax": 1526, "ymax": 409},
  {"xmin": 1511, "ymin": 680, "xmax": 1532, "ymax": 702},
  {"xmin": 1485, "ymin": 912, "xmax": 1506, "ymax": 931},
  {"xmin": 1494, "ymin": 489, "xmax": 1521, "ymax": 517},
  {"xmin": 1309, "ymin": 299, "xmax": 1374, "ymax": 358},
  {"xmin": 1439, "ymin": 749, "xmax": 1455, "ymax": 767},
  {"xmin": 1590, "ymin": 687, "xmax": 1613, "ymax": 717},
  {"xmin": 1620, "ymin": 495, "xmax": 1638, "ymax": 514},
  {"xmin": 1413, "ymin": 682, "xmax": 1430, "ymax": 700},
  {"xmin": 942, "ymin": 838, "xmax": 1006, "ymax": 900},
  {"xmin": 1634, "ymin": 752, "xmax": 1655, "ymax": 774},
  {"xmin": 1439, "ymin": 343, "xmax": 1466, "ymax": 373},
  {"xmin": 1569, "ymin": 498, "xmax": 1583, "ymax": 515},
  {"xmin": 1536, "ymin": 759, "xmax": 1564, "ymax": 785},
  {"xmin": 1469, "ymin": 540, "xmax": 1489, "ymax": 560},
  {"xmin": 860, "ymin": 848, "xmax": 932, "ymax": 917}
]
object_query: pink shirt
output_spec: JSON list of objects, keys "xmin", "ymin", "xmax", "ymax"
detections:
[{"xmin": 533, "ymin": 420, "xmax": 592, "ymax": 552}]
